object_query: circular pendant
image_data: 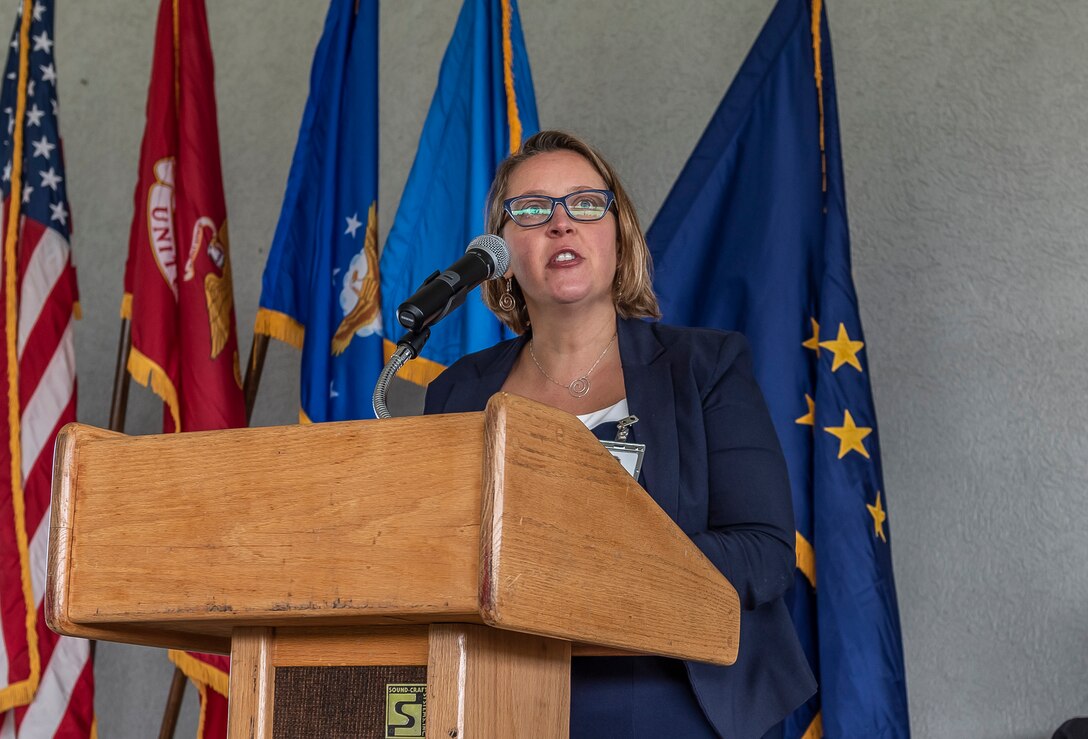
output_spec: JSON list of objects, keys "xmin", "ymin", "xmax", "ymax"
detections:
[
  {"xmin": 568, "ymin": 377, "xmax": 591, "ymax": 398},
  {"xmin": 498, "ymin": 292, "xmax": 516, "ymax": 311}
]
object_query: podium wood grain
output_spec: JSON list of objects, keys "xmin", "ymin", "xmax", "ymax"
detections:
[
  {"xmin": 228, "ymin": 628, "xmax": 274, "ymax": 739},
  {"xmin": 481, "ymin": 395, "xmax": 741, "ymax": 664},
  {"xmin": 427, "ymin": 624, "xmax": 570, "ymax": 739},
  {"xmin": 270, "ymin": 626, "xmax": 429, "ymax": 667},
  {"xmin": 48, "ymin": 412, "xmax": 485, "ymax": 646}
]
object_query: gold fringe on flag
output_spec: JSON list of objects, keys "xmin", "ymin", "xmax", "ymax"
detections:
[
  {"xmin": 254, "ymin": 307, "xmax": 305, "ymax": 350},
  {"xmin": 195, "ymin": 682, "xmax": 210, "ymax": 738},
  {"xmin": 811, "ymin": 0, "xmax": 827, "ymax": 192},
  {"xmin": 500, "ymin": 0, "xmax": 523, "ymax": 153},
  {"xmin": 167, "ymin": 650, "xmax": 230, "ymax": 696},
  {"xmin": 801, "ymin": 710, "xmax": 824, "ymax": 739},
  {"xmin": 795, "ymin": 530, "xmax": 817, "ymax": 589},
  {"xmin": 126, "ymin": 345, "xmax": 181, "ymax": 431},
  {"xmin": 382, "ymin": 338, "xmax": 447, "ymax": 388}
]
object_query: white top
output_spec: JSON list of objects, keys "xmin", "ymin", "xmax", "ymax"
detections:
[{"xmin": 576, "ymin": 397, "xmax": 630, "ymax": 430}]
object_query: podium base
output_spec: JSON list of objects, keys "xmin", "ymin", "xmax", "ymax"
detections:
[{"xmin": 226, "ymin": 625, "xmax": 571, "ymax": 739}]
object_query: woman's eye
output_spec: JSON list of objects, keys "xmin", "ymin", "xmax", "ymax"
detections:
[
  {"xmin": 572, "ymin": 192, "xmax": 606, "ymax": 208},
  {"xmin": 512, "ymin": 200, "xmax": 552, "ymax": 217}
]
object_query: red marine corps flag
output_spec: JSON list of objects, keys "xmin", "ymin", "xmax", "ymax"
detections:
[
  {"xmin": 122, "ymin": 0, "xmax": 244, "ymax": 432},
  {"xmin": 122, "ymin": 0, "xmax": 244, "ymax": 734}
]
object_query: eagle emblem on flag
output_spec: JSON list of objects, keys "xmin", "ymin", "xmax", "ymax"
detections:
[{"xmin": 332, "ymin": 201, "xmax": 380, "ymax": 355}]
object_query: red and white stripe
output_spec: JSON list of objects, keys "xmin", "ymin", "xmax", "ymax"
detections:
[{"xmin": 0, "ymin": 210, "xmax": 94, "ymax": 737}]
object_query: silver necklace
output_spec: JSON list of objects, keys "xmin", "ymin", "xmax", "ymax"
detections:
[{"xmin": 529, "ymin": 332, "xmax": 617, "ymax": 398}]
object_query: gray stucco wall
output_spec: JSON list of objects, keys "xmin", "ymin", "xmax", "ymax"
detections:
[{"xmin": 50, "ymin": 0, "xmax": 1088, "ymax": 736}]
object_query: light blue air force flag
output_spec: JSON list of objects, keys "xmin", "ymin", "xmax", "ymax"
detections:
[{"xmin": 379, "ymin": 0, "xmax": 538, "ymax": 386}]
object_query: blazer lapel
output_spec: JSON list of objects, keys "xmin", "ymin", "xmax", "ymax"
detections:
[
  {"xmin": 618, "ymin": 319, "xmax": 680, "ymax": 519},
  {"xmin": 438, "ymin": 320, "xmax": 682, "ymax": 520},
  {"xmin": 440, "ymin": 334, "xmax": 527, "ymax": 413}
]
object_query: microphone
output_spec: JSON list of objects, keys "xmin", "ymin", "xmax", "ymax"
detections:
[{"xmin": 396, "ymin": 234, "xmax": 510, "ymax": 332}]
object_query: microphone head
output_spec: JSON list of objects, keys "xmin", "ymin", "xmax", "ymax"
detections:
[{"xmin": 466, "ymin": 234, "xmax": 510, "ymax": 278}]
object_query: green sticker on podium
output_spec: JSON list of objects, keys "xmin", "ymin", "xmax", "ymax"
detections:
[{"xmin": 386, "ymin": 683, "xmax": 426, "ymax": 738}]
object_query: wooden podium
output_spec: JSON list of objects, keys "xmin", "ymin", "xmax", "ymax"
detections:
[{"xmin": 46, "ymin": 393, "xmax": 740, "ymax": 738}]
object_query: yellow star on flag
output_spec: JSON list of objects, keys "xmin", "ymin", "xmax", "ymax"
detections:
[
  {"xmin": 867, "ymin": 491, "xmax": 887, "ymax": 542},
  {"xmin": 818, "ymin": 323, "xmax": 864, "ymax": 372},
  {"xmin": 824, "ymin": 409, "xmax": 872, "ymax": 459},
  {"xmin": 802, "ymin": 317, "xmax": 820, "ymax": 355},
  {"xmin": 795, "ymin": 394, "xmax": 815, "ymax": 426}
]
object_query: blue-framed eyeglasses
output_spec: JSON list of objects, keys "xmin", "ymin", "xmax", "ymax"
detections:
[{"xmin": 503, "ymin": 189, "xmax": 615, "ymax": 227}]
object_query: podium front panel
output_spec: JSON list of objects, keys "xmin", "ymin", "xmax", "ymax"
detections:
[
  {"xmin": 273, "ymin": 666, "xmax": 427, "ymax": 739},
  {"xmin": 51, "ymin": 415, "xmax": 486, "ymax": 641}
]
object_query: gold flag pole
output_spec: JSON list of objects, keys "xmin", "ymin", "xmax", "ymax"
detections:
[
  {"xmin": 242, "ymin": 334, "xmax": 270, "ymax": 424},
  {"xmin": 107, "ymin": 319, "xmax": 132, "ymax": 433}
]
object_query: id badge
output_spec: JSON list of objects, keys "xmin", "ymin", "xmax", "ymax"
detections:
[
  {"xmin": 601, "ymin": 440, "xmax": 645, "ymax": 479},
  {"xmin": 600, "ymin": 415, "xmax": 645, "ymax": 480}
]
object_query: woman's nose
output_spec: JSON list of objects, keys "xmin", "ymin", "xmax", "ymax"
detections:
[{"xmin": 547, "ymin": 203, "xmax": 576, "ymax": 234}]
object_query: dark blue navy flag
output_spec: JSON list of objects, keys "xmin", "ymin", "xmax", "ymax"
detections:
[{"xmin": 647, "ymin": 1, "xmax": 910, "ymax": 736}]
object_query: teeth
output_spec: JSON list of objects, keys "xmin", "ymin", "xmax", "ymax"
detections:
[{"xmin": 555, "ymin": 252, "xmax": 575, "ymax": 262}]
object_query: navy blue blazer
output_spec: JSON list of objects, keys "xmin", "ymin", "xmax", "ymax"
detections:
[{"xmin": 424, "ymin": 317, "xmax": 816, "ymax": 739}]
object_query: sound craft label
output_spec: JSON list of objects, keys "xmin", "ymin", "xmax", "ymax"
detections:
[{"xmin": 385, "ymin": 683, "xmax": 426, "ymax": 738}]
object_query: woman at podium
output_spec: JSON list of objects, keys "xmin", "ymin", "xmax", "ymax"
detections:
[{"xmin": 424, "ymin": 130, "xmax": 816, "ymax": 739}]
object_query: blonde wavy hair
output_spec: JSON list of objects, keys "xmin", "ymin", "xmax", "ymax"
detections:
[{"xmin": 481, "ymin": 130, "xmax": 661, "ymax": 334}]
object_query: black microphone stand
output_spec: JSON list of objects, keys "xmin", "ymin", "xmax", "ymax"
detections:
[
  {"xmin": 371, "ymin": 327, "xmax": 430, "ymax": 419},
  {"xmin": 372, "ymin": 234, "xmax": 508, "ymax": 418}
]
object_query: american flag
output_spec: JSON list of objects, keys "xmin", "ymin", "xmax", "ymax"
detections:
[{"xmin": 0, "ymin": 0, "xmax": 94, "ymax": 736}]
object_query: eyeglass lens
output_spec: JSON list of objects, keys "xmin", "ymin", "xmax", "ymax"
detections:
[{"xmin": 508, "ymin": 190, "xmax": 610, "ymax": 226}]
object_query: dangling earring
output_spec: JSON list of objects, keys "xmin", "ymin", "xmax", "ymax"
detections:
[{"xmin": 498, "ymin": 277, "xmax": 517, "ymax": 311}]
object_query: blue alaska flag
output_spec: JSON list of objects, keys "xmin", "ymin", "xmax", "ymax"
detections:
[
  {"xmin": 255, "ymin": 0, "xmax": 382, "ymax": 423},
  {"xmin": 646, "ymin": 1, "xmax": 911, "ymax": 736},
  {"xmin": 380, "ymin": 0, "xmax": 538, "ymax": 385}
]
